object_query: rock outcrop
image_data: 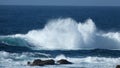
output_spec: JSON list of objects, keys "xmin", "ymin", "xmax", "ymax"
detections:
[
  {"xmin": 57, "ymin": 59, "xmax": 72, "ymax": 64},
  {"xmin": 28, "ymin": 59, "xmax": 55, "ymax": 66},
  {"xmin": 28, "ymin": 59, "xmax": 72, "ymax": 66},
  {"xmin": 116, "ymin": 65, "xmax": 120, "ymax": 68}
]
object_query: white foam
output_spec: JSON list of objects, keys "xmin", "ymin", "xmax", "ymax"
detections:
[
  {"xmin": 24, "ymin": 18, "xmax": 96, "ymax": 50},
  {"xmin": 55, "ymin": 54, "xmax": 67, "ymax": 60},
  {"xmin": 0, "ymin": 51, "xmax": 120, "ymax": 68},
  {"xmin": 24, "ymin": 18, "xmax": 120, "ymax": 50},
  {"xmin": 1, "ymin": 18, "xmax": 120, "ymax": 50}
]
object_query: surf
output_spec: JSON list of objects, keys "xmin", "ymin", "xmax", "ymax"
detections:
[{"xmin": 0, "ymin": 18, "xmax": 120, "ymax": 50}]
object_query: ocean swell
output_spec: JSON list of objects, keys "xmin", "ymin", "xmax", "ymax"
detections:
[{"xmin": 0, "ymin": 18, "xmax": 120, "ymax": 50}]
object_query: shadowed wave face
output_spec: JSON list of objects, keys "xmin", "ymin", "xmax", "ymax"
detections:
[{"xmin": 0, "ymin": 18, "xmax": 120, "ymax": 50}]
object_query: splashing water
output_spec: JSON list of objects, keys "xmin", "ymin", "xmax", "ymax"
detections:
[
  {"xmin": 25, "ymin": 18, "xmax": 96, "ymax": 50},
  {"xmin": 1, "ymin": 18, "xmax": 120, "ymax": 50}
]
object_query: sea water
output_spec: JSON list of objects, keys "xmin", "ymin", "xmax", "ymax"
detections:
[{"xmin": 0, "ymin": 6, "xmax": 120, "ymax": 68}]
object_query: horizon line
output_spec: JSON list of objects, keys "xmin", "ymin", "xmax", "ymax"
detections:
[{"xmin": 0, "ymin": 4, "xmax": 120, "ymax": 7}]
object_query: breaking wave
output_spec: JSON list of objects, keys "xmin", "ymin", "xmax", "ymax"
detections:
[{"xmin": 1, "ymin": 18, "xmax": 120, "ymax": 50}]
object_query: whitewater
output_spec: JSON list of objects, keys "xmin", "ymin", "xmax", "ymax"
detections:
[
  {"xmin": 0, "ymin": 18, "xmax": 120, "ymax": 50},
  {"xmin": 0, "ymin": 18, "xmax": 120, "ymax": 68},
  {"xmin": 0, "ymin": 51, "xmax": 119, "ymax": 68}
]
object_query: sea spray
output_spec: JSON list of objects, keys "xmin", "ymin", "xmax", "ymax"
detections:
[
  {"xmin": 1, "ymin": 18, "xmax": 120, "ymax": 50},
  {"xmin": 25, "ymin": 18, "xmax": 96, "ymax": 50}
]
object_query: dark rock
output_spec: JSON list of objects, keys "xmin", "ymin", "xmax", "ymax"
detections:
[
  {"xmin": 42, "ymin": 59, "xmax": 55, "ymax": 65},
  {"xmin": 31, "ymin": 59, "xmax": 44, "ymax": 66},
  {"xmin": 28, "ymin": 59, "xmax": 73, "ymax": 66},
  {"xmin": 57, "ymin": 59, "xmax": 72, "ymax": 64},
  {"xmin": 116, "ymin": 65, "xmax": 120, "ymax": 68},
  {"xmin": 29, "ymin": 59, "xmax": 55, "ymax": 66},
  {"xmin": 27, "ymin": 61, "xmax": 31, "ymax": 65}
]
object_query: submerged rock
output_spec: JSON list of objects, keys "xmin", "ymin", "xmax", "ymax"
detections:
[
  {"xmin": 116, "ymin": 65, "xmax": 120, "ymax": 68},
  {"xmin": 57, "ymin": 59, "xmax": 72, "ymax": 64}
]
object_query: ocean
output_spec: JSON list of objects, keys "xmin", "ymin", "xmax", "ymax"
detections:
[{"xmin": 0, "ymin": 5, "xmax": 120, "ymax": 68}]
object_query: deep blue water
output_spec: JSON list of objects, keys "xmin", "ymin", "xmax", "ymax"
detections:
[{"xmin": 0, "ymin": 6, "xmax": 120, "ymax": 35}]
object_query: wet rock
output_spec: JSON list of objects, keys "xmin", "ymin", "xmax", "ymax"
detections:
[
  {"xmin": 28, "ymin": 59, "xmax": 55, "ymax": 66},
  {"xmin": 57, "ymin": 59, "xmax": 72, "ymax": 64},
  {"xmin": 42, "ymin": 59, "xmax": 55, "ymax": 65},
  {"xmin": 116, "ymin": 65, "xmax": 120, "ymax": 68},
  {"xmin": 31, "ymin": 59, "xmax": 44, "ymax": 66},
  {"xmin": 28, "ymin": 59, "xmax": 73, "ymax": 66},
  {"xmin": 27, "ymin": 61, "xmax": 31, "ymax": 65}
]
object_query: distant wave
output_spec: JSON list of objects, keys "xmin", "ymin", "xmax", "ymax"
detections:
[{"xmin": 0, "ymin": 18, "xmax": 120, "ymax": 50}]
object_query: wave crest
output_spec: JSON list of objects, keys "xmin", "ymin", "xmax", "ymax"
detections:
[{"xmin": 1, "ymin": 18, "xmax": 120, "ymax": 50}]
